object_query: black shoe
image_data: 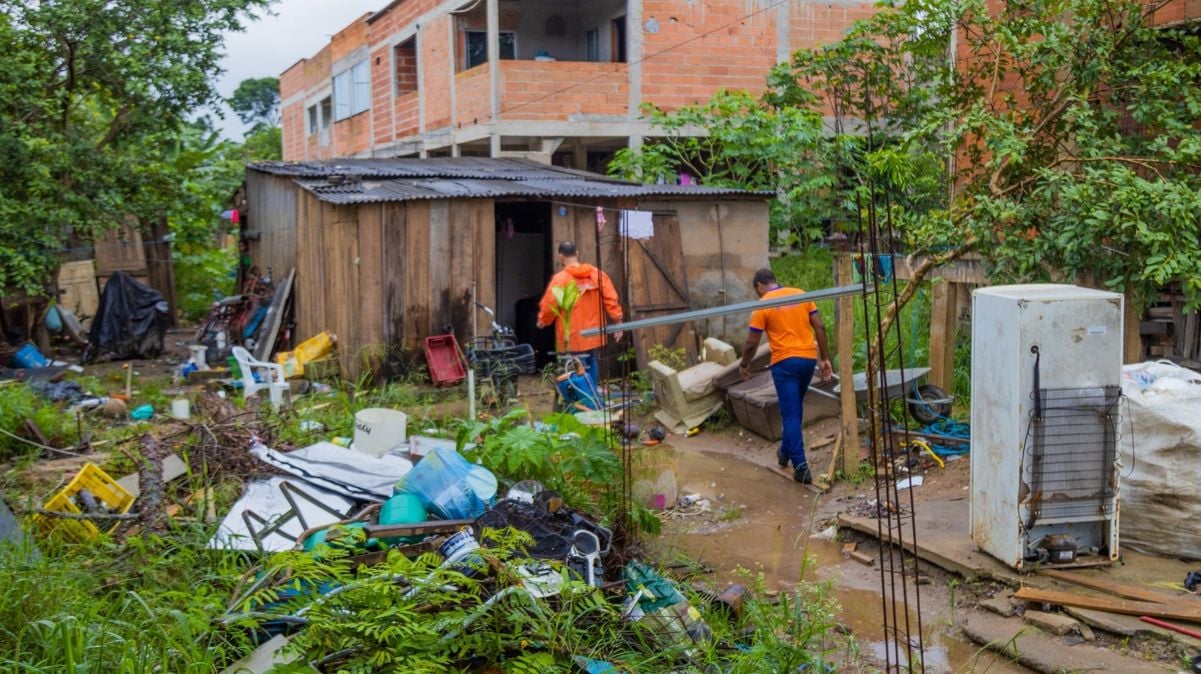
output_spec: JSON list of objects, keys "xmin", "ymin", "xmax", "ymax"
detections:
[
  {"xmin": 793, "ymin": 464, "xmax": 813, "ymax": 484},
  {"xmin": 777, "ymin": 449, "xmax": 789, "ymax": 468}
]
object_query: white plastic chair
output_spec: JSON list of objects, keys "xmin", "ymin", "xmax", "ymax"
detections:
[{"xmin": 231, "ymin": 346, "xmax": 289, "ymax": 409}]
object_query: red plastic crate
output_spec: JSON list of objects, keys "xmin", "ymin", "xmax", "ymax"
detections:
[{"xmin": 424, "ymin": 335, "xmax": 466, "ymax": 385}]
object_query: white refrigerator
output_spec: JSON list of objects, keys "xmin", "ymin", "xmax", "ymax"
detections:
[{"xmin": 971, "ymin": 284, "xmax": 1123, "ymax": 569}]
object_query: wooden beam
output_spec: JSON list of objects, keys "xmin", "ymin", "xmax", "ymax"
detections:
[
  {"xmin": 929, "ymin": 281, "xmax": 958, "ymax": 390},
  {"xmin": 836, "ymin": 256, "xmax": 860, "ymax": 477},
  {"xmin": 1035, "ymin": 569, "xmax": 1176, "ymax": 604},
  {"xmin": 1014, "ymin": 587, "xmax": 1201, "ymax": 623}
]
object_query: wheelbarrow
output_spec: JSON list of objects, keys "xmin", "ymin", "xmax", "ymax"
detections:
[{"xmin": 833, "ymin": 366, "xmax": 953, "ymax": 423}]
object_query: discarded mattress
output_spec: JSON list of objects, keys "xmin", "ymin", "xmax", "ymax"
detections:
[
  {"xmin": 1118, "ymin": 361, "xmax": 1201, "ymax": 559},
  {"xmin": 250, "ymin": 441, "xmax": 413, "ymax": 501},
  {"xmin": 208, "ymin": 477, "xmax": 354, "ymax": 552},
  {"xmin": 82, "ymin": 271, "xmax": 172, "ymax": 364}
]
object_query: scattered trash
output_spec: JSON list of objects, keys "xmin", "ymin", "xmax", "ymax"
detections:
[
  {"xmin": 353, "ymin": 408, "xmax": 407, "ymax": 457},
  {"xmin": 170, "ymin": 398, "xmax": 190, "ymax": 420},
  {"xmin": 28, "ymin": 379, "xmax": 86, "ymax": 403},
  {"xmin": 896, "ymin": 476, "xmax": 923, "ymax": 490},
  {"xmin": 1184, "ymin": 571, "xmax": 1201, "ymax": 593},
  {"xmin": 251, "ymin": 440, "xmax": 413, "ymax": 501},
  {"xmin": 130, "ymin": 404, "xmax": 155, "ymax": 421},
  {"xmin": 297, "ymin": 420, "xmax": 324, "ymax": 432},
  {"xmin": 624, "ymin": 560, "xmax": 713, "ymax": 652},
  {"xmin": 11, "ymin": 342, "xmax": 50, "ymax": 369},
  {"xmin": 275, "ymin": 331, "xmax": 336, "ymax": 378},
  {"xmin": 395, "ymin": 446, "xmax": 490, "ymax": 519},
  {"xmin": 811, "ymin": 525, "xmax": 838, "ymax": 541},
  {"xmin": 36, "ymin": 463, "xmax": 135, "ymax": 541},
  {"xmin": 209, "ymin": 477, "xmax": 355, "ymax": 553},
  {"xmin": 82, "ymin": 271, "xmax": 172, "ymax": 364}
]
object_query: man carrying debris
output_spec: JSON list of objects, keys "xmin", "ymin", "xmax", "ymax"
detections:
[
  {"xmin": 537, "ymin": 241, "xmax": 624, "ymax": 387},
  {"xmin": 739, "ymin": 268, "xmax": 833, "ymax": 484}
]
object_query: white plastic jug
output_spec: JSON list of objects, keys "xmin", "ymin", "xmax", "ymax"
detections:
[
  {"xmin": 353, "ymin": 408, "xmax": 407, "ymax": 457},
  {"xmin": 171, "ymin": 398, "xmax": 191, "ymax": 420}
]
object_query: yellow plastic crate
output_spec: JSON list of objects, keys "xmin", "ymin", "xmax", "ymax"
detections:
[{"xmin": 37, "ymin": 463, "xmax": 135, "ymax": 541}]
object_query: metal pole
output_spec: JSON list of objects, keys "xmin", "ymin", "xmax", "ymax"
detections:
[{"xmin": 580, "ymin": 283, "xmax": 872, "ymax": 336}]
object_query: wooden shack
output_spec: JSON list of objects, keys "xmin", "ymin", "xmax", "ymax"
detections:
[{"xmin": 244, "ymin": 158, "xmax": 771, "ymax": 378}]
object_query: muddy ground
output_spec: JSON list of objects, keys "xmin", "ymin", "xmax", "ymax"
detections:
[{"xmin": 645, "ymin": 426, "xmax": 1026, "ymax": 673}]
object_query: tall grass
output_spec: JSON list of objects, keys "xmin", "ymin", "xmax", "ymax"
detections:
[{"xmin": 0, "ymin": 528, "xmax": 252, "ymax": 673}]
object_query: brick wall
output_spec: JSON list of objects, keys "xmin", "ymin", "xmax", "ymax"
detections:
[
  {"xmin": 455, "ymin": 64, "xmax": 492, "ymax": 127},
  {"xmin": 279, "ymin": 0, "xmax": 880, "ymax": 160},
  {"xmin": 396, "ymin": 41, "xmax": 418, "ymax": 94},
  {"xmin": 499, "ymin": 61, "xmax": 628, "ymax": 120}
]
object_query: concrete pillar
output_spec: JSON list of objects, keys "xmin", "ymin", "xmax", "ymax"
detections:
[
  {"xmin": 627, "ymin": 0, "xmax": 643, "ymax": 149},
  {"xmin": 776, "ymin": 0, "xmax": 791, "ymax": 64},
  {"xmin": 447, "ymin": 20, "xmax": 458, "ymax": 129},
  {"xmin": 487, "ymin": 0, "xmax": 501, "ymax": 157},
  {"xmin": 572, "ymin": 140, "xmax": 587, "ymax": 170}
]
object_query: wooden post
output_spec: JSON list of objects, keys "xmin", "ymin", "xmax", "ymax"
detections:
[
  {"xmin": 929, "ymin": 280, "xmax": 958, "ymax": 390},
  {"xmin": 836, "ymin": 255, "xmax": 860, "ymax": 476},
  {"xmin": 1123, "ymin": 286, "xmax": 1143, "ymax": 364}
]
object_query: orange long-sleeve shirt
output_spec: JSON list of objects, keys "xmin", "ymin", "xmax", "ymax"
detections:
[{"xmin": 537, "ymin": 263, "xmax": 623, "ymax": 353}]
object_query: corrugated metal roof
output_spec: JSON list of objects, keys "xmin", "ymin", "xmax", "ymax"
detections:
[{"xmin": 295, "ymin": 176, "xmax": 768, "ymax": 204}]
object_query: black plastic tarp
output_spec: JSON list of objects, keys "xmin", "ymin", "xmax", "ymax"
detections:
[{"xmin": 82, "ymin": 271, "xmax": 173, "ymax": 364}]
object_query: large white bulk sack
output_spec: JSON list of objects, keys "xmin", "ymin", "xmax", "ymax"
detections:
[{"xmin": 1119, "ymin": 361, "xmax": 1201, "ymax": 559}]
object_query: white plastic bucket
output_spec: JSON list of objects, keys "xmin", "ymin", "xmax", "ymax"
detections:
[
  {"xmin": 353, "ymin": 408, "xmax": 407, "ymax": 457},
  {"xmin": 171, "ymin": 398, "xmax": 191, "ymax": 420}
]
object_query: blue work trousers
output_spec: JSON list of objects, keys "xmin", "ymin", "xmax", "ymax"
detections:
[{"xmin": 771, "ymin": 357, "xmax": 817, "ymax": 470}]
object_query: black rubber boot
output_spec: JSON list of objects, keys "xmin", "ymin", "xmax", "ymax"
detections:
[
  {"xmin": 793, "ymin": 464, "xmax": 813, "ymax": 484},
  {"xmin": 777, "ymin": 448, "xmax": 789, "ymax": 468}
]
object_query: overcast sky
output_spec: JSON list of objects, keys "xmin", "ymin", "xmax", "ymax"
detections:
[{"xmin": 214, "ymin": 0, "xmax": 376, "ymax": 139}]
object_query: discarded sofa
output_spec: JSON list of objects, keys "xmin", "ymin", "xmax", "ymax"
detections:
[{"xmin": 648, "ymin": 338, "xmax": 737, "ymax": 434}]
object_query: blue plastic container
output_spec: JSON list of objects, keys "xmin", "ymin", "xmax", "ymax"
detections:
[{"xmin": 12, "ymin": 343, "xmax": 49, "ymax": 369}]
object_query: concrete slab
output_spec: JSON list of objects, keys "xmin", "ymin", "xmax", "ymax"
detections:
[
  {"xmin": 1066, "ymin": 607, "xmax": 1201, "ymax": 648},
  {"xmin": 1023, "ymin": 610, "xmax": 1080, "ymax": 636},
  {"xmin": 837, "ymin": 499, "xmax": 1021, "ymax": 583},
  {"xmin": 980, "ymin": 593, "xmax": 1016, "ymax": 617},
  {"xmin": 839, "ymin": 498, "xmax": 1201, "ymax": 593},
  {"xmin": 961, "ymin": 612, "xmax": 1175, "ymax": 673}
]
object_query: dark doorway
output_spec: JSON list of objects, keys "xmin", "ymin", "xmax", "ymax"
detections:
[{"xmin": 495, "ymin": 202, "xmax": 555, "ymax": 366}]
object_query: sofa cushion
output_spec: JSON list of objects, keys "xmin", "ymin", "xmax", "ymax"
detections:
[{"xmin": 678, "ymin": 361, "xmax": 727, "ymax": 401}]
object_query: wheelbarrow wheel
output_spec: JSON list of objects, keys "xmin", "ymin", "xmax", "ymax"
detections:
[{"xmin": 908, "ymin": 384, "xmax": 951, "ymax": 424}]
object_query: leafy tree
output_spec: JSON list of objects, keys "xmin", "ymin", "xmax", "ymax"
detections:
[
  {"xmin": 229, "ymin": 76, "xmax": 281, "ymax": 129},
  {"xmin": 0, "ymin": 0, "xmax": 272, "ymax": 294},
  {"xmin": 617, "ymin": 0, "xmax": 1201, "ymax": 317}
]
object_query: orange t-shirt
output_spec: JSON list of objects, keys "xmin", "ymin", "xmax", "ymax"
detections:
[{"xmin": 749, "ymin": 287, "xmax": 819, "ymax": 364}]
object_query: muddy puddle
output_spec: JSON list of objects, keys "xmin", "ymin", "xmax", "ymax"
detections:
[{"xmin": 649, "ymin": 448, "xmax": 1029, "ymax": 673}]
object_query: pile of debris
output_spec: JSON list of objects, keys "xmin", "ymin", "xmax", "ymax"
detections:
[{"xmin": 212, "ymin": 431, "xmax": 731, "ymax": 672}]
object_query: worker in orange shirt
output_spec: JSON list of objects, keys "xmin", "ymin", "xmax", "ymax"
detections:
[
  {"xmin": 537, "ymin": 241, "xmax": 624, "ymax": 387},
  {"xmin": 739, "ymin": 268, "xmax": 833, "ymax": 484}
]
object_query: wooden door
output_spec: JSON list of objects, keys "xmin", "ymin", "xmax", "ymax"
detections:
[{"xmin": 627, "ymin": 213, "xmax": 698, "ymax": 368}]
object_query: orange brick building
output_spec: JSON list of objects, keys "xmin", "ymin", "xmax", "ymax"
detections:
[{"xmin": 280, "ymin": 0, "xmax": 877, "ymax": 167}]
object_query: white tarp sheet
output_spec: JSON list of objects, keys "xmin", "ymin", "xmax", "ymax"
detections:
[
  {"xmin": 208, "ymin": 477, "xmax": 354, "ymax": 552},
  {"xmin": 250, "ymin": 441, "xmax": 413, "ymax": 501},
  {"xmin": 1119, "ymin": 360, "xmax": 1201, "ymax": 559}
]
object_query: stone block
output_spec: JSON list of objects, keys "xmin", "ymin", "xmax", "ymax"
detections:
[{"xmin": 1023, "ymin": 609, "xmax": 1080, "ymax": 637}]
